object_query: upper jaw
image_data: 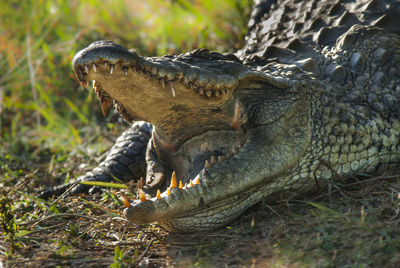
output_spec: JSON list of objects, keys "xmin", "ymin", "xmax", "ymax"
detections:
[
  {"xmin": 72, "ymin": 40, "xmax": 243, "ymax": 99},
  {"xmin": 71, "ymin": 40, "xmax": 273, "ymax": 147},
  {"xmin": 71, "ymin": 40, "xmax": 283, "ymax": 103}
]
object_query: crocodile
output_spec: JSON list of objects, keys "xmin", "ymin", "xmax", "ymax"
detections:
[{"xmin": 41, "ymin": 0, "xmax": 400, "ymax": 232}]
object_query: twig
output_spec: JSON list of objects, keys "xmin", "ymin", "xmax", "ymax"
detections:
[
  {"xmin": 344, "ymin": 174, "xmax": 399, "ymax": 187},
  {"xmin": 111, "ymin": 217, "xmax": 161, "ymax": 241},
  {"xmin": 29, "ymin": 213, "xmax": 102, "ymax": 229},
  {"xmin": 19, "ymin": 223, "xmax": 65, "ymax": 236},
  {"xmin": 265, "ymin": 203, "xmax": 281, "ymax": 217},
  {"xmin": 310, "ymin": 174, "xmax": 399, "ymax": 201},
  {"xmin": 48, "ymin": 181, "xmax": 81, "ymax": 209},
  {"xmin": 133, "ymin": 238, "xmax": 154, "ymax": 266}
]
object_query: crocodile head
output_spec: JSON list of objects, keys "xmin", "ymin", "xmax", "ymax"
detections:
[{"xmin": 73, "ymin": 41, "xmax": 311, "ymax": 231}]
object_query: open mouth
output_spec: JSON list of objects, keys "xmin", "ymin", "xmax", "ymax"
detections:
[
  {"xmin": 72, "ymin": 40, "xmax": 306, "ymax": 232},
  {"xmin": 72, "ymin": 41, "xmax": 250, "ymax": 230}
]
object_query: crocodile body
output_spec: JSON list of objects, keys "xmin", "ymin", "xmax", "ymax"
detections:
[{"xmin": 43, "ymin": 0, "xmax": 400, "ymax": 232}]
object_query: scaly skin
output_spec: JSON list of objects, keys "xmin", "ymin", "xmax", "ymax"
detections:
[{"xmin": 45, "ymin": 0, "xmax": 400, "ymax": 232}]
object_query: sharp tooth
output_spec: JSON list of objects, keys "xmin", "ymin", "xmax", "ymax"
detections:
[
  {"xmin": 84, "ymin": 65, "xmax": 89, "ymax": 73},
  {"xmin": 110, "ymin": 65, "xmax": 114, "ymax": 74},
  {"xmin": 215, "ymin": 91, "xmax": 220, "ymax": 97},
  {"xmin": 139, "ymin": 190, "xmax": 147, "ymax": 202},
  {"xmin": 92, "ymin": 64, "xmax": 97, "ymax": 72},
  {"xmin": 100, "ymin": 99, "xmax": 111, "ymax": 117},
  {"xmin": 167, "ymin": 188, "xmax": 171, "ymax": 196},
  {"xmin": 194, "ymin": 177, "xmax": 200, "ymax": 185},
  {"xmin": 202, "ymin": 169, "xmax": 206, "ymax": 176},
  {"xmin": 205, "ymin": 159, "xmax": 210, "ymax": 168},
  {"xmin": 120, "ymin": 193, "xmax": 131, "ymax": 208},
  {"xmin": 104, "ymin": 62, "xmax": 108, "ymax": 67},
  {"xmin": 205, "ymin": 90, "xmax": 212, "ymax": 97},
  {"xmin": 189, "ymin": 180, "xmax": 194, "ymax": 188},
  {"xmin": 170, "ymin": 171, "xmax": 177, "ymax": 188},
  {"xmin": 161, "ymin": 79, "xmax": 165, "ymax": 89},
  {"xmin": 179, "ymin": 181, "xmax": 184, "ymax": 189},
  {"xmin": 210, "ymin": 155, "xmax": 216, "ymax": 165},
  {"xmin": 167, "ymin": 81, "xmax": 176, "ymax": 97},
  {"xmin": 92, "ymin": 80, "xmax": 96, "ymax": 89},
  {"xmin": 218, "ymin": 156, "xmax": 223, "ymax": 163},
  {"xmin": 184, "ymin": 183, "xmax": 187, "ymax": 188},
  {"xmin": 152, "ymin": 130, "xmax": 157, "ymax": 149},
  {"xmin": 138, "ymin": 177, "xmax": 145, "ymax": 189},
  {"xmin": 156, "ymin": 189, "xmax": 161, "ymax": 199},
  {"xmin": 199, "ymin": 88, "xmax": 204, "ymax": 95},
  {"xmin": 123, "ymin": 67, "xmax": 127, "ymax": 76},
  {"xmin": 96, "ymin": 91, "xmax": 101, "ymax": 100}
]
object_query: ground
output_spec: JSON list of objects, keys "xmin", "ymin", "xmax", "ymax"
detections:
[
  {"xmin": 2, "ymin": 155, "xmax": 400, "ymax": 266},
  {"xmin": 1, "ymin": 1, "xmax": 400, "ymax": 267}
]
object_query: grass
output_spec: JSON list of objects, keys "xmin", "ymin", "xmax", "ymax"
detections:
[{"xmin": 1, "ymin": 0, "xmax": 400, "ymax": 267}]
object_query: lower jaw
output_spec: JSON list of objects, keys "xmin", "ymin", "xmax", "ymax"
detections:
[{"xmin": 151, "ymin": 184, "xmax": 268, "ymax": 232}]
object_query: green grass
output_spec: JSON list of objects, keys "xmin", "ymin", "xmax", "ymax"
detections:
[
  {"xmin": 1, "ymin": 0, "xmax": 400, "ymax": 267},
  {"xmin": 0, "ymin": 0, "xmax": 250, "ymax": 156}
]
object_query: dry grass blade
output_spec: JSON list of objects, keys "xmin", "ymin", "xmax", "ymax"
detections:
[
  {"xmin": 26, "ymin": 33, "xmax": 41, "ymax": 129},
  {"xmin": 29, "ymin": 213, "xmax": 103, "ymax": 229}
]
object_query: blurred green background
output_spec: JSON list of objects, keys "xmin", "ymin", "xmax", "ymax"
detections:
[{"xmin": 0, "ymin": 0, "xmax": 251, "ymax": 173}]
